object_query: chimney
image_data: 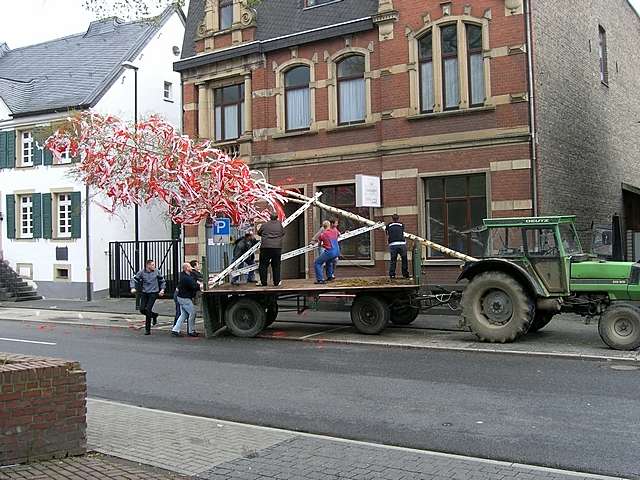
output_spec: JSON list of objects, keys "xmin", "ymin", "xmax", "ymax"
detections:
[{"xmin": 0, "ymin": 42, "xmax": 10, "ymax": 58}]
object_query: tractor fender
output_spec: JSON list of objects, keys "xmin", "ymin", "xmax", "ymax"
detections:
[{"xmin": 458, "ymin": 259, "xmax": 546, "ymax": 298}]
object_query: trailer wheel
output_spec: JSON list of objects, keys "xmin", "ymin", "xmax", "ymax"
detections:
[
  {"xmin": 462, "ymin": 271, "xmax": 533, "ymax": 343},
  {"xmin": 390, "ymin": 305, "xmax": 420, "ymax": 325},
  {"xmin": 598, "ymin": 304, "xmax": 640, "ymax": 351},
  {"xmin": 529, "ymin": 312, "xmax": 555, "ymax": 333},
  {"xmin": 265, "ymin": 302, "xmax": 279, "ymax": 327},
  {"xmin": 225, "ymin": 298, "xmax": 266, "ymax": 337},
  {"xmin": 351, "ymin": 295, "xmax": 390, "ymax": 334}
]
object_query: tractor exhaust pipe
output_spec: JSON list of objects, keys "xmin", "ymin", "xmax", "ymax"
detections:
[{"xmin": 536, "ymin": 298, "xmax": 561, "ymax": 312}]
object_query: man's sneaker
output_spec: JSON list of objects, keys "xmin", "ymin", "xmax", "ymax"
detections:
[
  {"xmin": 171, "ymin": 331, "xmax": 183, "ymax": 337},
  {"xmin": 389, "ymin": 275, "xmax": 396, "ymax": 280},
  {"xmin": 314, "ymin": 280, "xmax": 326, "ymax": 284},
  {"xmin": 326, "ymin": 277, "xmax": 336, "ymax": 282},
  {"xmin": 151, "ymin": 312, "xmax": 158, "ymax": 326},
  {"xmin": 187, "ymin": 332, "xmax": 200, "ymax": 337},
  {"xmin": 231, "ymin": 282, "xmax": 240, "ymax": 286},
  {"xmin": 274, "ymin": 281, "xmax": 282, "ymax": 287},
  {"xmin": 144, "ymin": 330, "xmax": 151, "ymax": 336}
]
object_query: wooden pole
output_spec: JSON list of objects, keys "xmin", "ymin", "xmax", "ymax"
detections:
[{"xmin": 283, "ymin": 189, "xmax": 478, "ymax": 263}]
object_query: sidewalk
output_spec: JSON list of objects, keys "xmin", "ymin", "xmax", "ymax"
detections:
[
  {"xmin": 0, "ymin": 453, "xmax": 184, "ymax": 479},
  {"xmin": 83, "ymin": 398, "xmax": 625, "ymax": 480}
]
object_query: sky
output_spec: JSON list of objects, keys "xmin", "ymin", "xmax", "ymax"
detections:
[
  {"xmin": 0, "ymin": 0, "xmax": 639, "ymax": 49},
  {"xmin": 0, "ymin": 0, "xmax": 189, "ymax": 49}
]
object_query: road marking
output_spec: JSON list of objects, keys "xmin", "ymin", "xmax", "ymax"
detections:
[
  {"xmin": 298, "ymin": 325, "xmax": 350, "ymax": 339},
  {"xmin": 88, "ymin": 398, "xmax": 628, "ymax": 480},
  {"xmin": 0, "ymin": 337, "xmax": 56, "ymax": 346}
]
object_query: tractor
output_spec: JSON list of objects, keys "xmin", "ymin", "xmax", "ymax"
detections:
[{"xmin": 459, "ymin": 216, "xmax": 640, "ymax": 350}]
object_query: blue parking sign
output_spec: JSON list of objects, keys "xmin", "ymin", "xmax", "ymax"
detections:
[{"xmin": 213, "ymin": 218, "xmax": 231, "ymax": 236}]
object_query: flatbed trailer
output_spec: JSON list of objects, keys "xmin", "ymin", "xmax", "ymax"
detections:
[{"xmin": 201, "ymin": 278, "xmax": 461, "ymax": 338}]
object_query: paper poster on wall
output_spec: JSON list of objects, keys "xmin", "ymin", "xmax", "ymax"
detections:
[{"xmin": 355, "ymin": 174, "xmax": 381, "ymax": 208}]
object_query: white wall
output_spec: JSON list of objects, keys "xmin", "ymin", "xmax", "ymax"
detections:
[{"xmin": 0, "ymin": 98, "xmax": 11, "ymax": 122}]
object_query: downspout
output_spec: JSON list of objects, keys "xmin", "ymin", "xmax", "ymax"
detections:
[
  {"xmin": 85, "ymin": 184, "xmax": 92, "ymax": 301},
  {"xmin": 524, "ymin": 0, "xmax": 539, "ymax": 216}
]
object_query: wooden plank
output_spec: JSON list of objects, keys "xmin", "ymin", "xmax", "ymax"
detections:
[{"xmin": 203, "ymin": 277, "xmax": 420, "ymax": 295}]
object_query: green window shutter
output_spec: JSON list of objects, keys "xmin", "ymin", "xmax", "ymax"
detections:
[
  {"xmin": 5, "ymin": 194, "xmax": 15, "ymax": 239},
  {"xmin": 0, "ymin": 132, "xmax": 6, "ymax": 168},
  {"xmin": 5, "ymin": 131, "xmax": 15, "ymax": 168},
  {"xmin": 43, "ymin": 147, "xmax": 53, "ymax": 166},
  {"xmin": 32, "ymin": 193, "xmax": 42, "ymax": 238},
  {"xmin": 42, "ymin": 193, "xmax": 52, "ymax": 239},
  {"xmin": 33, "ymin": 130, "xmax": 43, "ymax": 166},
  {"xmin": 70, "ymin": 191, "xmax": 82, "ymax": 239},
  {"xmin": 171, "ymin": 221, "xmax": 181, "ymax": 240}
]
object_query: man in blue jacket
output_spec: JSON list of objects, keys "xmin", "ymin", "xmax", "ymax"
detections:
[
  {"xmin": 386, "ymin": 214, "xmax": 410, "ymax": 279},
  {"xmin": 130, "ymin": 259, "xmax": 166, "ymax": 335}
]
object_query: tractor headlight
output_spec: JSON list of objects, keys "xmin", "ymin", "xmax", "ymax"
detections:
[{"xmin": 629, "ymin": 264, "xmax": 640, "ymax": 285}]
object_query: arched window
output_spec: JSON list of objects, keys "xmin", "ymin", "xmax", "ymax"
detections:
[
  {"xmin": 441, "ymin": 24, "xmax": 460, "ymax": 110},
  {"xmin": 418, "ymin": 31, "xmax": 434, "ymax": 113},
  {"xmin": 466, "ymin": 24, "xmax": 485, "ymax": 107},
  {"xmin": 337, "ymin": 55, "xmax": 366, "ymax": 125},
  {"xmin": 284, "ymin": 66, "xmax": 311, "ymax": 131}
]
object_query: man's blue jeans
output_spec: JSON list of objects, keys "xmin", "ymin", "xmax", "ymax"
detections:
[
  {"xmin": 173, "ymin": 296, "xmax": 196, "ymax": 334},
  {"xmin": 315, "ymin": 250, "xmax": 337, "ymax": 281}
]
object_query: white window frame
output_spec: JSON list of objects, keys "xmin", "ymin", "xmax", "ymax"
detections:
[
  {"xmin": 56, "ymin": 193, "xmax": 72, "ymax": 239},
  {"xmin": 163, "ymin": 81, "xmax": 173, "ymax": 101},
  {"xmin": 20, "ymin": 130, "xmax": 34, "ymax": 167},
  {"xmin": 19, "ymin": 194, "xmax": 33, "ymax": 239},
  {"xmin": 56, "ymin": 147, "xmax": 71, "ymax": 165}
]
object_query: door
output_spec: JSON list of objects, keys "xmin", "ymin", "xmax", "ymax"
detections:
[
  {"xmin": 524, "ymin": 227, "xmax": 565, "ymax": 293},
  {"xmin": 281, "ymin": 189, "xmax": 306, "ymax": 279}
]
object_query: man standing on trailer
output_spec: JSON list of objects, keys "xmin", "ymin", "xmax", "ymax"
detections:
[
  {"xmin": 258, "ymin": 212, "xmax": 285, "ymax": 286},
  {"xmin": 386, "ymin": 214, "xmax": 410, "ymax": 279},
  {"xmin": 130, "ymin": 259, "xmax": 166, "ymax": 335},
  {"xmin": 231, "ymin": 231, "xmax": 258, "ymax": 285},
  {"xmin": 314, "ymin": 222, "xmax": 340, "ymax": 284}
]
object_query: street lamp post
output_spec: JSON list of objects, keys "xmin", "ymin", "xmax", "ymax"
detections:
[{"xmin": 122, "ymin": 62, "xmax": 140, "ymax": 275}]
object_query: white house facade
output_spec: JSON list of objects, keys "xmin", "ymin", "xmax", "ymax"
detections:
[{"xmin": 0, "ymin": 6, "xmax": 185, "ymax": 299}]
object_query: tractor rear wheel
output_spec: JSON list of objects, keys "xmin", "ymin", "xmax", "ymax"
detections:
[
  {"xmin": 529, "ymin": 311, "xmax": 555, "ymax": 333},
  {"xmin": 598, "ymin": 304, "xmax": 640, "ymax": 351},
  {"xmin": 462, "ymin": 271, "xmax": 533, "ymax": 343}
]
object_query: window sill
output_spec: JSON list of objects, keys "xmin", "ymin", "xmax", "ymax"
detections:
[
  {"xmin": 50, "ymin": 237, "xmax": 76, "ymax": 243},
  {"xmin": 407, "ymin": 105, "xmax": 496, "ymax": 121},
  {"xmin": 337, "ymin": 259, "xmax": 376, "ymax": 266},
  {"xmin": 327, "ymin": 122, "xmax": 376, "ymax": 134},
  {"xmin": 14, "ymin": 238, "xmax": 37, "ymax": 242},
  {"xmin": 272, "ymin": 129, "xmax": 318, "ymax": 140},
  {"xmin": 601, "ymin": 80, "xmax": 609, "ymax": 88},
  {"xmin": 163, "ymin": 98, "xmax": 174, "ymax": 103},
  {"xmin": 16, "ymin": 165, "xmax": 35, "ymax": 169}
]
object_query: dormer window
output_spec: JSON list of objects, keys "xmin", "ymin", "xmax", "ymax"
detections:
[{"xmin": 219, "ymin": 0, "xmax": 233, "ymax": 30}]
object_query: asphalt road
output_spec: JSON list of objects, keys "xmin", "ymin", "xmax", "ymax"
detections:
[{"xmin": 1, "ymin": 319, "xmax": 639, "ymax": 479}]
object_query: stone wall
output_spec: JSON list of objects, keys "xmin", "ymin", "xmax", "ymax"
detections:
[
  {"xmin": 0, "ymin": 353, "xmax": 86, "ymax": 465},
  {"xmin": 532, "ymin": 0, "xmax": 640, "ymax": 239}
]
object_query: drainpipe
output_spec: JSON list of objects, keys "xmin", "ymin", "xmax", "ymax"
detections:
[
  {"xmin": 85, "ymin": 184, "xmax": 92, "ymax": 301},
  {"xmin": 524, "ymin": 0, "xmax": 539, "ymax": 216}
]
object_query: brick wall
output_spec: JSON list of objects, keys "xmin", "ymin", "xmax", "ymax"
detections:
[
  {"xmin": 0, "ymin": 353, "xmax": 87, "ymax": 465},
  {"xmin": 533, "ymin": 0, "xmax": 640, "ymax": 239}
]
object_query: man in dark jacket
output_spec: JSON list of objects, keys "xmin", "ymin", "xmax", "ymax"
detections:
[
  {"xmin": 130, "ymin": 259, "xmax": 166, "ymax": 335},
  {"xmin": 386, "ymin": 214, "xmax": 410, "ymax": 279},
  {"xmin": 171, "ymin": 262, "xmax": 201, "ymax": 337},
  {"xmin": 257, "ymin": 212, "xmax": 285, "ymax": 286},
  {"xmin": 231, "ymin": 232, "xmax": 258, "ymax": 285}
]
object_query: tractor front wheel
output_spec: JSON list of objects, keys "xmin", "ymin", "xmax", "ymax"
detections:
[
  {"xmin": 598, "ymin": 304, "xmax": 640, "ymax": 351},
  {"xmin": 462, "ymin": 271, "xmax": 533, "ymax": 343}
]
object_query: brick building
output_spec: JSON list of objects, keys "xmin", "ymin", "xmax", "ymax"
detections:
[{"xmin": 174, "ymin": 0, "xmax": 640, "ymax": 283}]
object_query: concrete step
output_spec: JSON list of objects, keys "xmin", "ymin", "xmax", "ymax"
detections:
[{"xmin": 15, "ymin": 295, "xmax": 42, "ymax": 302}]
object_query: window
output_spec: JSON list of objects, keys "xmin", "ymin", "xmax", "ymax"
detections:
[
  {"xmin": 318, "ymin": 184, "xmax": 371, "ymax": 261},
  {"xmin": 214, "ymin": 84, "xmax": 244, "ymax": 142},
  {"xmin": 54, "ymin": 265, "xmax": 70, "ymax": 281},
  {"xmin": 163, "ymin": 81, "xmax": 173, "ymax": 101},
  {"xmin": 419, "ymin": 32, "xmax": 435, "ymax": 113},
  {"xmin": 466, "ymin": 24, "xmax": 485, "ymax": 107},
  {"xmin": 337, "ymin": 55, "xmax": 366, "ymax": 125},
  {"xmin": 285, "ymin": 66, "xmax": 311, "ymax": 131},
  {"xmin": 441, "ymin": 24, "xmax": 460, "ymax": 110},
  {"xmin": 219, "ymin": 0, "xmax": 233, "ymax": 30},
  {"xmin": 57, "ymin": 193, "xmax": 72, "ymax": 238},
  {"xmin": 57, "ymin": 148, "xmax": 71, "ymax": 164},
  {"xmin": 425, "ymin": 174, "xmax": 487, "ymax": 258},
  {"xmin": 20, "ymin": 131, "xmax": 33, "ymax": 166},
  {"xmin": 525, "ymin": 228, "xmax": 558, "ymax": 256},
  {"xmin": 598, "ymin": 26, "xmax": 608, "ymax": 84},
  {"xmin": 19, "ymin": 195, "xmax": 33, "ymax": 238}
]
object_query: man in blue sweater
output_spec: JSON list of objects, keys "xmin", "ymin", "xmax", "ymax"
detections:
[
  {"xmin": 386, "ymin": 214, "xmax": 410, "ymax": 279},
  {"xmin": 172, "ymin": 262, "xmax": 201, "ymax": 337},
  {"xmin": 130, "ymin": 259, "xmax": 166, "ymax": 335}
]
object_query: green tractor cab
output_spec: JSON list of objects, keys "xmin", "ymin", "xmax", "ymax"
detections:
[{"xmin": 458, "ymin": 216, "xmax": 640, "ymax": 350}]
